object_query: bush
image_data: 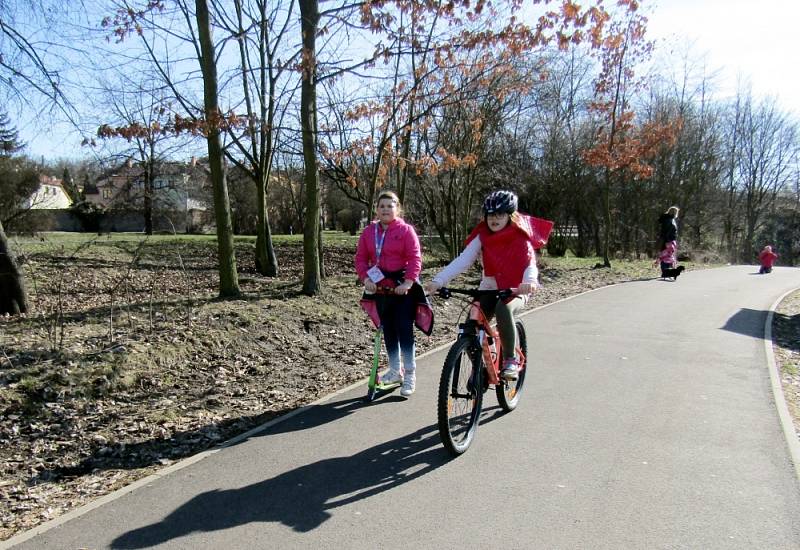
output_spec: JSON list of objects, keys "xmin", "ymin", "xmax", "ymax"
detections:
[
  {"xmin": 71, "ymin": 201, "xmax": 105, "ymax": 232},
  {"xmin": 336, "ymin": 208, "xmax": 360, "ymax": 235}
]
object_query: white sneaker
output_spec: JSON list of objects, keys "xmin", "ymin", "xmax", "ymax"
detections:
[
  {"xmin": 400, "ymin": 373, "xmax": 416, "ymax": 397},
  {"xmin": 380, "ymin": 369, "xmax": 402, "ymax": 385},
  {"xmin": 501, "ymin": 359, "xmax": 519, "ymax": 381}
]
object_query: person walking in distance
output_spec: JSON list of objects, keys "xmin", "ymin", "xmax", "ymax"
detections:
[
  {"xmin": 657, "ymin": 206, "xmax": 679, "ymax": 251},
  {"xmin": 653, "ymin": 240, "xmax": 678, "ymax": 278}
]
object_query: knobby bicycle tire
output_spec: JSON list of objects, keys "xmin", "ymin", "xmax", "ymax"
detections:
[
  {"xmin": 438, "ymin": 337, "xmax": 483, "ymax": 456},
  {"xmin": 496, "ymin": 320, "xmax": 528, "ymax": 412}
]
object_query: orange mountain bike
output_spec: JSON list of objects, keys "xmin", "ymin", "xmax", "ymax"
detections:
[{"xmin": 433, "ymin": 287, "xmax": 528, "ymax": 456}]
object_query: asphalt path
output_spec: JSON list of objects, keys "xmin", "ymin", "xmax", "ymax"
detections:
[{"xmin": 5, "ymin": 265, "xmax": 800, "ymax": 549}]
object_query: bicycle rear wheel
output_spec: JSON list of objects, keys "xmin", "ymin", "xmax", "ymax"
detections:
[
  {"xmin": 438, "ymin": 337, "xmax": 483, "ymax": 456},
  {"xmin": 496, "ymin": 321, "xmax": 528, "ymax": 412}
]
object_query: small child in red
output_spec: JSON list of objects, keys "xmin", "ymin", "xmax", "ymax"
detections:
[
  {"xmin": 653, "ymin": 240, "xmax": 677, "ymax": 278},
  {"xmin": 758, "ymin": 245, "xmax": 778, "ymax": 274}
]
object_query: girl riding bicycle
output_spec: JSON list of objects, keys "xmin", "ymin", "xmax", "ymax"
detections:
[{"xmin": 425, "ymin": 190, "xmax": 548, "ymax": 381}]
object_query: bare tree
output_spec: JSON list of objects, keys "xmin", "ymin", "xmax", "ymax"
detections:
[
  {"xmin": 733, "ymin": 93, "xmax": 798, "ymax": 260},
  {"xmin": 195, "ymin": 0, "xmax": 240, "ymax": 296},
  {"xmin": 96, "ymin": 75, "xmax": 189, "ymax": 234},
  {"xmin": 105, "ymin": 0, "xmax": 241, "ymax": 296},
  {"xmin": 0, "ymin": 4, "xmax": 82, "ymax": 315},
  {"xmin": 216, "ymin": 0, "xmax": 300, "ymax": 276},
  {"xmin": 298, "ymin": 0, "xmax": 321, "ymax": 295},
  {"xmin": 415, "ymin": 55, "xmax": 528, "ymax": 258},
  {"xmin": 0, "ymin": 113, "xmax": 37, "ymax": 315},
  {"xmin": 0, "ymin": 2, "xmax": 73, "ymax": 108}
]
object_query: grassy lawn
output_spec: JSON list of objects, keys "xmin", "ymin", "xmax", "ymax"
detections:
[{"xmin": 10, "ymin": 230, "xmax": 358, "ymax": 246}]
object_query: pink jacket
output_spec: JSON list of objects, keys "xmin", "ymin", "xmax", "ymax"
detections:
[
  {"xmin": 355, "ymin": 218, "xmax": 421, "ymax": 286},
  {"xmin": 658, "ymin": 246, "xmax": 676, "ymax": 267}
]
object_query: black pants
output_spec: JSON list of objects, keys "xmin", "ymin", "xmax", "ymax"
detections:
[{"xmin": 375, "ymin": 293, "xmax": 416, "ymax": 373}]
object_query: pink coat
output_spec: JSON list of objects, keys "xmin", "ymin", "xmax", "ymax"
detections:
[
  {"xmin": 354, "ymin": 218, "xmax": 421, "ymax": 286},
  {"xmin": 355, "ymin": 218, "xmax": 432, "ymax": 335},
  {"xmin": 658, "ymin": 245, "xmax": 676, "ymax": 267}
]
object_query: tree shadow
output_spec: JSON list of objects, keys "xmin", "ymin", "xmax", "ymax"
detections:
[
  {"xmin": 721, "ymin": 308, "xmax": 800, "ymax": 354},
  {"xmin": 111, "ymin": 424, "xmax": 448, "ymax": 548},
  {"xmin": 33, "ymin": 396, "xmax": 381, "ymax": 482},
  {"xmin": 772, "ymin": 311, "xmax": 800, "ymax": 354},
  {"xmin": 4, "ymin": 279, "xmax": 311, "ymax": 328},
  {"xmin": 720, "ymin": 308, "xmax": 767, "ymax": 340}
]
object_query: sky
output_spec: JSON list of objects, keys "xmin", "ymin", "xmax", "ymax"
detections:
[
  {"xmin": 644, "ymin": 0, "xmax": 800, "ymax": 114},
  {"xmin": 15, "ymin": 0, "xmax": 800, "ymax": 160}
]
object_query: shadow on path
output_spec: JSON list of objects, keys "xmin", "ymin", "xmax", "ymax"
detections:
[
  {"xmin": 721, "ymin": 308, "xmax": 767, "ymax": 340},
  {"xmin": 721, "ymin": 307, "xmax": 800, "ymax": 354},
  {"xmin": 110, "ymin": 393, "xmax": 514, "ymax": 548},
  {"xmin": 111, "ymin": 424, "xmax": 448, "ymax": 548}
]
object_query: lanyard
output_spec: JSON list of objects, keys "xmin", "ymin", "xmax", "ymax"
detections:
[{"xmin": 374, "ymin": 223, "xmax": 387, "ymax": 264}]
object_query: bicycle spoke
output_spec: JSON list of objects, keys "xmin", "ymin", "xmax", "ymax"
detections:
[{"xmin": 438, "ymin": 338, "xmax": 482, "ymax": 455}]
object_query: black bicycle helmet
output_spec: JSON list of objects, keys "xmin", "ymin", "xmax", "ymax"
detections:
[{"xmin": 482, "ymin": 190, "xmax": 518, "ymax": 216}]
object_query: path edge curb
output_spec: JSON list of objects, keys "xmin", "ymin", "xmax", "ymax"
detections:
[{"xmin": 764, "ymin": 287, "xmax": 800, "ymax": 482}]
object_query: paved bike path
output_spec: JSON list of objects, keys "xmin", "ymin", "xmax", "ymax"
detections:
[{"xmin": 6, "ymin": 266, "xmax": 800, "ymax": 549}]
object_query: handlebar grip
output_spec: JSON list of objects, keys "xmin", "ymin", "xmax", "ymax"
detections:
[{"xmin": 498, "ymin": 289, "xmax": 514, "ymax": 300}]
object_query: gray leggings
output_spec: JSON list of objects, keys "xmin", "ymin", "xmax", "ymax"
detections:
[{"xmin": 478, "ymin": 295, "xmax": 524, "ymax": 361}]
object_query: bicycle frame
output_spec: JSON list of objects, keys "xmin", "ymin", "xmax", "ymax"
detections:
[
  {"xmin": 446, "ymin": 288, "xmax": 526, "ymax": 386},
  {"xmin": 472, "ymin": 307, "xmax": 504, "ymax": 386}
]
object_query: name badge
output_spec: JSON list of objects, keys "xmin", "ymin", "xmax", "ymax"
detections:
[{"xmin": 367, "ymin": 265, "xmax": 385, "ymax": 283}]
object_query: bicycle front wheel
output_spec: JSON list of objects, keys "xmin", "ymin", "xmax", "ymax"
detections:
[
  {"xmin": 496, "ymin": 320, "xmax": 528, "ymax": 412},
  {"xmin": 438, "ymin": 337, "xmax": 483, "ymax": 456}
]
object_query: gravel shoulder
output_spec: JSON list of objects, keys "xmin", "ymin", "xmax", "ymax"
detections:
[{"xmin": 773, "ymin": 289, "xmax": 800, "ymax": 443}]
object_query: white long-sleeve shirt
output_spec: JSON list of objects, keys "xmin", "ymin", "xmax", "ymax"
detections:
[{"xmin": 431, "ymin": 235, "xmax": 538, "ymax": 291}]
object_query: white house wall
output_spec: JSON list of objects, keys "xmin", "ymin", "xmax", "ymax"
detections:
[{"xmin": 23, "ymin": 184, "xmax": 72, "ymax": 209}]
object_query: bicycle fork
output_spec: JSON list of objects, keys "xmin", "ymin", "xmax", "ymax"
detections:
[{"xmin": 449, "ymin": 337, "xmax": 484, "ymax": 399}]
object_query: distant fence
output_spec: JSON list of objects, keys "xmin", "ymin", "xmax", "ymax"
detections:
[{"xmin": 10, "ymin": 209, "xmax": 215, "ymax": 234}]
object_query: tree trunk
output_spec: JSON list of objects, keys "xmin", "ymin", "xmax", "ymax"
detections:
[
  {"xmin": 196, "ymin": 0, "xmax": 240, "ymax": 297},
  {"xmin": 255, "ymin": 174, "xmax": 278, "ymax": 276},
  {"xmin": 144, "ymin": 156, "xmax": 154, "ymax": 235},
  {"xmin": 317, "ymin": 216, "xmax": 325, "ymax": 278},
  {"xmin": 299, "ymin": 0, "xmax": 321, "ymax": 296},
  {"xmin": 601, "ymin": 170, "xmax": 612, "ymax": 267},
  {"xmin": 0, "ymin": 221, "xmax": 28, "ymax": 315}
]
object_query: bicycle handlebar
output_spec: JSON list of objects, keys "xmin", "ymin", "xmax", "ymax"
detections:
[{"xmin": 435, "ymin": 287, "xmax": 516, "ymax": 300}]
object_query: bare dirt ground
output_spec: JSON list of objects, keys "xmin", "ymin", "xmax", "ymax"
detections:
[{"xmin": 0, "ymin": 235, "xmax": 795, "ymax": 541}]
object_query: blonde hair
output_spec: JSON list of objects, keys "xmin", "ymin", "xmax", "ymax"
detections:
[
  {"xmin": 666, "ymin": 206, "xmax": 680, "ymax": 216},
  {"xmin": 375, "ymin": 190, "xmax": 403, "ymax": 216}
]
